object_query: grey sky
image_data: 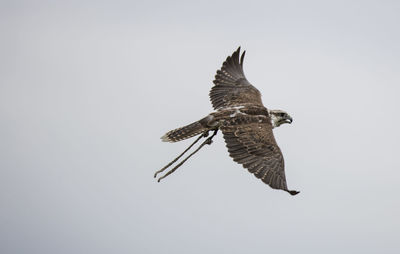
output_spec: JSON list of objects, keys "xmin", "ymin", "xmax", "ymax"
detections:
[{"xmin": 1, "ymin": 1, "xmax": 399, "ymax": 253}]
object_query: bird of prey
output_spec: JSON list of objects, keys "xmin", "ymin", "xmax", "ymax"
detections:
[{"xmin": 155, "ymin": 47, "xmax": 299, "ymax": 195}]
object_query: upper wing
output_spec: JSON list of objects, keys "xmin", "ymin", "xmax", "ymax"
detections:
[
  {"xmin": 220, "ymin": 114, "xmax": 299, "ymax": 195},
  {"xmin": 209, "ymin": 47, "xmax": 264, "ymax": 110}
]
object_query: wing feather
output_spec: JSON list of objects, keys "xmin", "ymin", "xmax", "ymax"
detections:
[
  {"xmin": 209, "ymin": 47, "xmax": 264, "ymax": 110},
  {"xmin": 220, "ymin": 115, "xmax": 299, "ymax": 195}
]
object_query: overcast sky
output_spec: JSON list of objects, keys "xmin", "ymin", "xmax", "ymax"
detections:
[{"xmin": 1, "ymin": 1, "xmax": 400, "ymax": 253}]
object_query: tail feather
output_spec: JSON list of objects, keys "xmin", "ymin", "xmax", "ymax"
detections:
[{"xmin": 161, "ymin": 121, "xmax": 208, "ymax": 143}]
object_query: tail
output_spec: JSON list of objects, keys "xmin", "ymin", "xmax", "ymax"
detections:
[{"xmin": 161, "ymin": 119, "xmax": 210, "ymax": 143}]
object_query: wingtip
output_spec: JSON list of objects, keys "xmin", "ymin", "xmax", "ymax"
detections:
[
  {"xmin": 287, "ymin": 190, "xmax": 300, "ymax": 196},
  {"xmin": 240, "ymin": 50, "xmax": 246, "ymax": 66},
  {"xmin": 231, "ymin": 46, "xmax": 241, "ymax": 59}
]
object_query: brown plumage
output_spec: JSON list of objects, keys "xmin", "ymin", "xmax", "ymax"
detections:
[
  {"xmin": 210, "ymin": 48, "xmax": 263, "ymax": 109},
  {"xmin": 161, "ymin": 117, "xmax": 210, "ymax": 142},
  {"xmin": 157, "ymin": 47, "xmax": 299, "ymax": 195}
]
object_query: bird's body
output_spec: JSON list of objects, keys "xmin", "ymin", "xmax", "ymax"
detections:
[
  {"xmin": 157, "ymin": 47, "xmax": 299, "ymax": 195},
  {"xmin": 162, "ymin": 105, "xmax": 271, "ymax": 142}
]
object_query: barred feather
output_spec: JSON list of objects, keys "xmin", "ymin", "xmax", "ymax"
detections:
[{"xmin": 161, "ymin": 121, "xmax": 207, "ymax": 143}]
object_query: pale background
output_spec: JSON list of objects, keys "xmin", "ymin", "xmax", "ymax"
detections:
[{"xmin": 1, "ymin": 1, "xmax": 400, "ymax": 253}]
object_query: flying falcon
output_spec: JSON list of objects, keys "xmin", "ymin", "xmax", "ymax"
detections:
[{"xmin": 155, "ymin": 47, "xmax": 299, "ymax": 195}]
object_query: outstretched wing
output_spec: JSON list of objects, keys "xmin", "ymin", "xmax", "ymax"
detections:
[
  {"xmin": 209, "ymin": 47, "xmax": 263, "ymax": 110},
  {"xmin": 220, "ymin": 114, "xmax": 299, "ymax": 195}
]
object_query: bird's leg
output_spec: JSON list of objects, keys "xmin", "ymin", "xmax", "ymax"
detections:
[{"xmin": 156, "ymin": 129, "xmax": 218, "ymax": 182}]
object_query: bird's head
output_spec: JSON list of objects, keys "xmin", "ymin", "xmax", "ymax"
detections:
[{"xmin": 268, "ymin": 109, "xmax": 293, "ymax": 128}]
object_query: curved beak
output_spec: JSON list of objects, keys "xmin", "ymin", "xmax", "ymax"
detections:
[{"xmin": 281, "ymin": 115, "xmax": 293, "ymax": 125}]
